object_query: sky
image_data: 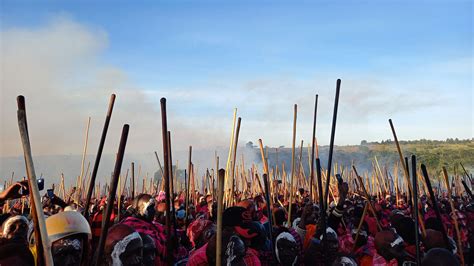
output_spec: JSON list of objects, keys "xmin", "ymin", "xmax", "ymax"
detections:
[{"xmin": 0, "ymin": 0, "xmax": 473, "ymax": 161}]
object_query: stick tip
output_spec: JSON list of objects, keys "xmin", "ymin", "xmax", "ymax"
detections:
[
  {"xmin": 160, "ymin": 97, "xmax": 166, "ymax": 104},
  {"xmin": 17, "ymin": 95, "xmax": 25, "ymax": 110}
]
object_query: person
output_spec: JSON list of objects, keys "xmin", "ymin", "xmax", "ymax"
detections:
[
  {"xmin": 121, "ymin": 193, "xmax": 168, "ymax": 265},
  {"xmin": 373, "ymin": 230, "xmax": 413, "ymax": 265},
  {"xmin": 103, "ymin": 224, "xmax": 143, "ymax": 266},
  {"xmin": 275, "ymin": 231, "xmax": 299, "ymax": 266},
  {"xmin": 46, "ymin": 210, "xmax": 92, "ymax": 266},
  {"xmin": 1, "ymin": 215, "xmax": 28, "ymax": 242},
  {"xmin": 421, "ymin": 247, "xmax": 460, "ymax": 266},
  {"xmin": 188, "ymin": 206, "xmax": 261, "ymax": 266},
  {"xmin": 140, "ymin": 232, "xmax": 157, "ymax": 266}
]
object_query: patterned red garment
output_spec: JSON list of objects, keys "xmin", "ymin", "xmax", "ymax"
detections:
[
  {"xmin": 121, "ymin": 216, "xmax": 169, "ymax": 266},
  {"xmin": 187, "ymin": 243, "xmax": 261, "ymax": 266}
]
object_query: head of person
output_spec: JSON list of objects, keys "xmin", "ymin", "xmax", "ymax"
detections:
[
  {"xmin": 206, "ymin": 228, "xmax": 246, "ymax": 266},
  {"xmin": 331, "ymin": 256, "xmax": 358, "ymax": 266},
  {"xmin": 236, "ymin": 199, "xmax": 258, "ymax": 221},
  {"xmin": 105, "ymin": 224, "xmax": 143, "ymax": 266},
  {"xmin": 0, "ymin": 238, "xmax": 35, "ymax": 265},
  {"xmin": 132, "ymin": 194, "xmax": 156, "ymax": 222},
  {"xmin": 46, "ymin": 211, "xmax": 92, "ymax": 266},
  {"xmin": 374, "ymin": 230, "xmax": 406, "ymax": 262},
  {"xmin": 421, "ymin": 248, "xmax": 460, "ymax": 266},
  {"xmin": 1, "ymin": 215, "xmax": 28, "ymax": 242},
  {"xmin": 275, "ymin": 232, "xmax": 298, "ymax": 266},
  {"xmin": 139, "ymin": 232, "xmax": 156, "ymax": 266},
  {"xmin": 187, "ymin": 217, "xmax": 215, "ymax": 249},
  {"xmin": 223, "ymin": 206, "xmax": 258, "ymax": 244}
]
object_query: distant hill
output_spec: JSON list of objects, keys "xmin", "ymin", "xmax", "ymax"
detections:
[{"xmin": 244, "ymin": 138, "xmax": 474, "ymax": 178}]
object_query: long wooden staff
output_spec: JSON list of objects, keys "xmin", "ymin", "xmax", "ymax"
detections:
[
  {"xmin": 216, "ymin": 169, "xmax": 226, "ymax": 266},
  {"xmin": 84, "ymin": 94, "xmax": 115, "ymax": 220},
  {"xmin": 186, "ymin": 146, "xmax": 192, "ymax": 224},
  {"xmin": 92, "ymin": 124, "xmax": 129, "ymax": 266},
  {"xmin": 352, "ymin": 165, "xmax": 382, "ymax": 231},
  {"xmin": 351, "ymin": 202, "xmax": 368, "ymax": 253},
  {"xmin": 131, "ymin": 162, "xmax": 135, "ymax": 200},
  {"xmin": 324, "ymin": 79, "xmax": 341, "ymax": 210},
  {"xmin": 262, "ymin": 173, "xmax": 274, "ymax": 255},
  {"xmin": 411, "ymin": 156, "xmax": 421, "ymax": 265},
  {"xmin": 421, "ymin": 164, "xmax": 450, "ymax": 247},
  {"xmin": 388, "ymin": 119, "xmax": 414, "ymax": 205},
  {"xmin": 310, "ymin": 94, "xmax": 318, "ymax": 200},
  {"xmin": 258, "ymin": 139, "xmax": 275, "ymax": 226},
  {"xmin": 17, "ymin": 95, "xmax": 54, "ymax": 266},
  {"xmin": 288, "ymin": 104, "xmax": 297, "ymax": 226},
  {"xmin": 225, "ymin": 109, "xmax": 237, "ymax": 204},
  {"xmin": 160, "ymin": 98, "xmax": 173, "ymax": 265},
  {"xmin": 442, "ymin": 167, "xmax": 464, "ymax": 265},
  {"xmin": 230, "ymin": 117, "xmax": 242, "ymax": 205},
  {"xmin": 76, "ymin": 117, "xmax": 91, "ymax": 204}
]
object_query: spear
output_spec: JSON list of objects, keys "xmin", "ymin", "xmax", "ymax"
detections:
[
  {"xmin": 17, "ymin": 95, "xmax": 54, "ymax": 266},
  {"xmin": 84, "ymin": 94, "xmax": 116, "ymax": 220},
  {"xmin": 310, "ymin": 94, "xmax": 318, "ymax": 200},
  {"xmin": 324, "ymin": 79, "xmax": 341, "ymax": 210},
  {"xmin": 92, "ymin": 124, "xmax": 129, "ymax": 266},
  {"xmin": 160, "ymin": 98, "xmax": 173, "ymax": 265}
]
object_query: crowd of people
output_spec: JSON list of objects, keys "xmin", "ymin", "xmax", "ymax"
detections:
[{"xmin": 0, "ymin": 170, "xmax": 471, "ymax": 266}]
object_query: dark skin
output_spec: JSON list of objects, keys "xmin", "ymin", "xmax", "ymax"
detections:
[
  {"xmin": 51, "ymin": 235, "xmax": 84, "ymax": 266},
  {"xmin": 141, "ymin": 234, "xmax": 156, "ymax": 266},
  {"xmin": 119, "ymin": 238, "xmax": 143, "ymax": 266},
  {"xmin": 277, "ymin": 238, "xmax": 298, "ymax": 265},
  {"xmin": 0, "ymin": 181, "xmax": 28, "ymax": 204},
  {"xmin": 4, "ymin": 218, "xmax": 28, "ymax": 242}
]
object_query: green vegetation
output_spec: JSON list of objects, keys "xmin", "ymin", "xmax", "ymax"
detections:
[{"xmin": 247, "ymin": 138, "xmax": 474, "ymax": 176}]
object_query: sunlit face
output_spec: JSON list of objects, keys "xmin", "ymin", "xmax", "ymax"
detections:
[
  {"xmin": 52, "ymin": 236, "xmax": 84, "ymax": 266},
  {"xmin": 119, "ymin": 238, "xmax": 143, "ymax": 266}
]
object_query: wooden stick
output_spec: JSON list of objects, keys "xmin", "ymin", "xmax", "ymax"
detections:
[
  {"xmin": 160, "ymin": 98, "xmax": 173, "ymax": 265},
  {"xmin": 388, "ymin": 119, "xmax": 414, "ymax": 205},
  {"xmin": 17, "ymin": 96, "xmax": 54, "ymax": 266},
  {"xmin": 324, "ymin": 79, "xmax": 341, "ymax": 210},
  {"xmin": 353, "ymin": 165, "xmax": 382, "ymax": 231},
  {"xmin": 131, "ymin": 162, "xmax": 135, "ymax": 200},
  {"xmin": 288, "ymin": 104, "xmax": 297, "ymax": 226},
  {"xmin": 310, "ymin": 94, "xmax": 318, "ymax": 200},
  {"xmin": 216, "ymin": 169, "xmax": 225, "ymax": 266},
  {"xmin": 351, "ymin": 202, "xmax": 368, "ymax": 253},
  {"xmin": 411, "ymin": 155, "xmax": 421, "ymax": 265},
  {"xmin": 92, "ymin": 124, "xmax": 129, "ymax": 266},
  {"xmin": 421, "ymin": 164, "xmax": 450, "ymax": 248},
  {"xmin": 225, "ymin": 109, "xmax": 237, "ymax": 203},
  {"xmin": 76, "ymin": 117, "xmax": 91, "ymax": 204},
  {"xmin": 442, "ymin": 167, "xmax": 464, "ymax": 265},
  {"xmin": 230, "ymin": 117, "xmax": 242, "ymax": 205}
]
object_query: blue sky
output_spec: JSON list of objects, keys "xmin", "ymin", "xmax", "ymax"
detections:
[{"xmin": 1, "ymin": 1, "xmax": 472, "ymax": 156}]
